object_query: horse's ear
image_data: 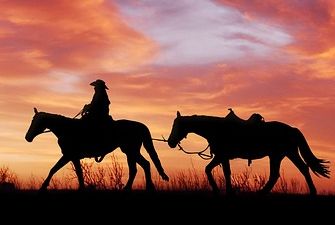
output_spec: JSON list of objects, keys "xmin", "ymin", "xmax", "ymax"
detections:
[
  {"xmin": 177, "ymin": 111, "xmax": 181, "ymax": 117},
  {"xmin": 34, "ymin": 107, "xmax": 38, "ymax": 114}
]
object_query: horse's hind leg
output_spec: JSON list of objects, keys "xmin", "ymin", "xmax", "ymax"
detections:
[
  {"xmin": 123, "ymin": 154, "xmax": 137, "ymax": 191},
  {"xmin": 72, "ymin": 159, "xmax": 85, "ymax": 190},
  {"xmin": 205, "ymin": 156, "xmax": 221, "ymax": 194},
  {"xmin": 136, "ymin": 154, "xmax": 155, "ymax": 191},
  {"xmin": 259, "ymin": 156, "xmax": 283, "ymax": 194},
  {"xmin": 287, "ymin": 151, "xmax": 316, "ymax": 195},
  {"xmin": 40, "ymin": 156, "xmax": 69, "ymax": 191}
]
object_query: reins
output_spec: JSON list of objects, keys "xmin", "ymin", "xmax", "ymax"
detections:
[{"xmin": 152, "ymin": 136, "xmax": 213, "ymax": 160}]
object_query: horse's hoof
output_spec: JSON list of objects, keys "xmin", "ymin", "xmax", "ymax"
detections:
[
  {"xmin": 161, "ymin": 173, "xmax": 169, "ymax": 181},
  {"xmin": 122, "ymin": 186, "xmax": 132, "ymax": 192},
  {"xmin": 145, "ymin": 183, "xmax": 156, "ymax": 192},
  {"xmin": 309, "ymin": 190, "xmax": 317, "ymax": 196},
  {"xmin": 77, "ymin": 186, "xmax": 88, "ymax": 193},
  {"xmin": 38, "ymin": 187, "xmax": 48, "ymax": 195},
  {"xmin": 146, "ymin": 185, "xmax": 156, "ymax": 192},
  {"xmin": 225, "ymin": 188, "xmax": 236, "ymax": 196},
  {"xmin": 211, "ymin": 187, "xmax": 220, "ymax": 196},
  {"xmin": 256, "ymin": 189, "xmax": 269, "ymax": 196}
]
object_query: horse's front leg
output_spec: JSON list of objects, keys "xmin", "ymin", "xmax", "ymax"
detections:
[
  {"xmin": 205, "ymin": 156, "xmax": 221, "ymax": 194},
  {"xmin": 221, "ymin": 159, "xmax": 233, "ymax": 195},
  {"xmin": 40, "ymin": 156, "xmax": 69, "ymax": 192},
  {"xmin": 72, "ymin": 159, "xmax": 85, "ymax": 190}
]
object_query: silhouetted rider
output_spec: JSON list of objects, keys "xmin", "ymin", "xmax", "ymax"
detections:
[
  {"xmin": 81, "ymin": 79, "xmax": 113, "ymax": 162},
  {"xmin": 81, "ymin": 79, "xmax": 112, "ymax": 122}
]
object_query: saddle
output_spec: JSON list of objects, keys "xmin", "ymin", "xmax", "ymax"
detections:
[
  {"xmin": 79, "ymin": 115, "xmax": 115, "ymax": 163},
  {"xmin": 225, "ymin": 108, "xmax": 265, "ymax": 166},
  {"xmin": 225, "ymin": 108, "xmax": 264, "ymax": 125}
]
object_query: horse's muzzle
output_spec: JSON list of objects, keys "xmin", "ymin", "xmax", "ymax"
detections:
[
  {"xmin": 168, "ymin": 140, "xmax": 177, "ymax": 148},
  {"xmin": 25, "ymin": 134, "xmax": 33, "ymax": 142}
]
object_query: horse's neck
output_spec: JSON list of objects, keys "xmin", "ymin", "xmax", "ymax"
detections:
[
  {"xmin": 183, "ymin": 116, "xmax": 219, "ymax": 138},
  {"xmin": 42, "ymin": 113, "xmax": 70, "ymax": 136}
]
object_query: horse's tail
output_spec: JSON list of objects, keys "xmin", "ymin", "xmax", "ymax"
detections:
[
  {"xmin": 295, "ymin": 128, "xmax": 330, "ymax": 178},
  {"xmin": 142, "ymin": 126, "xmax": 169, "ymax": 181}
]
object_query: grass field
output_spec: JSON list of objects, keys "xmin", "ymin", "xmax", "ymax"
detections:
[{"xmin": 0, "ymin": 160, "xmax": 333, "ymax": 223}]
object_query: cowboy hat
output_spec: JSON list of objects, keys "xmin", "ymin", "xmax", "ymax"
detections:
[{"xmin": 90, "ymin": 79, "xmax": 109, "ymax": 90}]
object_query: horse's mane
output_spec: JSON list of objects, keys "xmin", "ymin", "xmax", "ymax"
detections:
[{"xmin": 38, "ymin": 112, "xmax": 75, "ymax": 122}]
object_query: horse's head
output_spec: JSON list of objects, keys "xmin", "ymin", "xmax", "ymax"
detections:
[
  {"xmin": 25, "ymin": 108, "xmax": 47, "ymax": 142},
  {"xmin": 168, "ymin": 111, "xmax": 188, "ymax": 148}
]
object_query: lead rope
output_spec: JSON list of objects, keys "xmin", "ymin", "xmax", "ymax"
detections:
[{"xmin": 153, "ymin": 136, "xmax": 213, "ymax": 160}]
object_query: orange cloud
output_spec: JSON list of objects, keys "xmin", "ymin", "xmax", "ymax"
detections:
[{"xmin": 0, "ymin": 0, "xmax": 157, "ymax": 78}]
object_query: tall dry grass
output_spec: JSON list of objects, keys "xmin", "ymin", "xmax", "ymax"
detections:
[
  {"xmin": 0, "ymin": 166, "xmax": 21, "ymax": 191},
  {"xmin": 0, "ymin": 156, "xmax": 313, "ymax": 194},
  {"xmin": 74, "ymin": 154, "xmax": 124, "ymax": 190}
]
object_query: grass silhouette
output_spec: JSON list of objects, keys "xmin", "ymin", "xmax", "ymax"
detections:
[
  {"xmin": 0, "ymin": 157, "xmax": 333, "ymax": 223},
  {"xmin": 0, "ymin": 154, "xmax": 331, "ymax": 195}
]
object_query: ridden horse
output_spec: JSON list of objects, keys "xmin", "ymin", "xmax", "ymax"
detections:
[
  {"xmin": 25, "ymin": 108, "xmax": 169, "ymax": 191},
  {"xmin": 167, "ymin": 111, "xmax": 330, "ymax": 195}
]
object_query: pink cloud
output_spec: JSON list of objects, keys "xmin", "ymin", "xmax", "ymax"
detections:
[
  {"xmin": 116, "ymin": 0, "xmax": 292, "ymax": 66},
  {"xmin": 217, "ymin": 0, "xmax": 335, "ymax": 54}
]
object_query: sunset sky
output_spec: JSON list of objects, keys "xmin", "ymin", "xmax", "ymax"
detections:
[{"xmin": 0, "ymin": 0, "xmax": 334, "ymax": 192}]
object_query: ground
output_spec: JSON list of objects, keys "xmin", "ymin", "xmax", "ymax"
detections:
[{"xmin": 0, "ymin": 190, "xmax": 333, "ymax": 223}]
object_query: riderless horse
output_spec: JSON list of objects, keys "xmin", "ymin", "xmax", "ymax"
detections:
[
  {"xmin": 25, "ymin": 108, "xmax": 169, "ymax": 191},
  {"xmin": 167, "ymin": 110, "xmax": 330, "ymax": 195}
]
